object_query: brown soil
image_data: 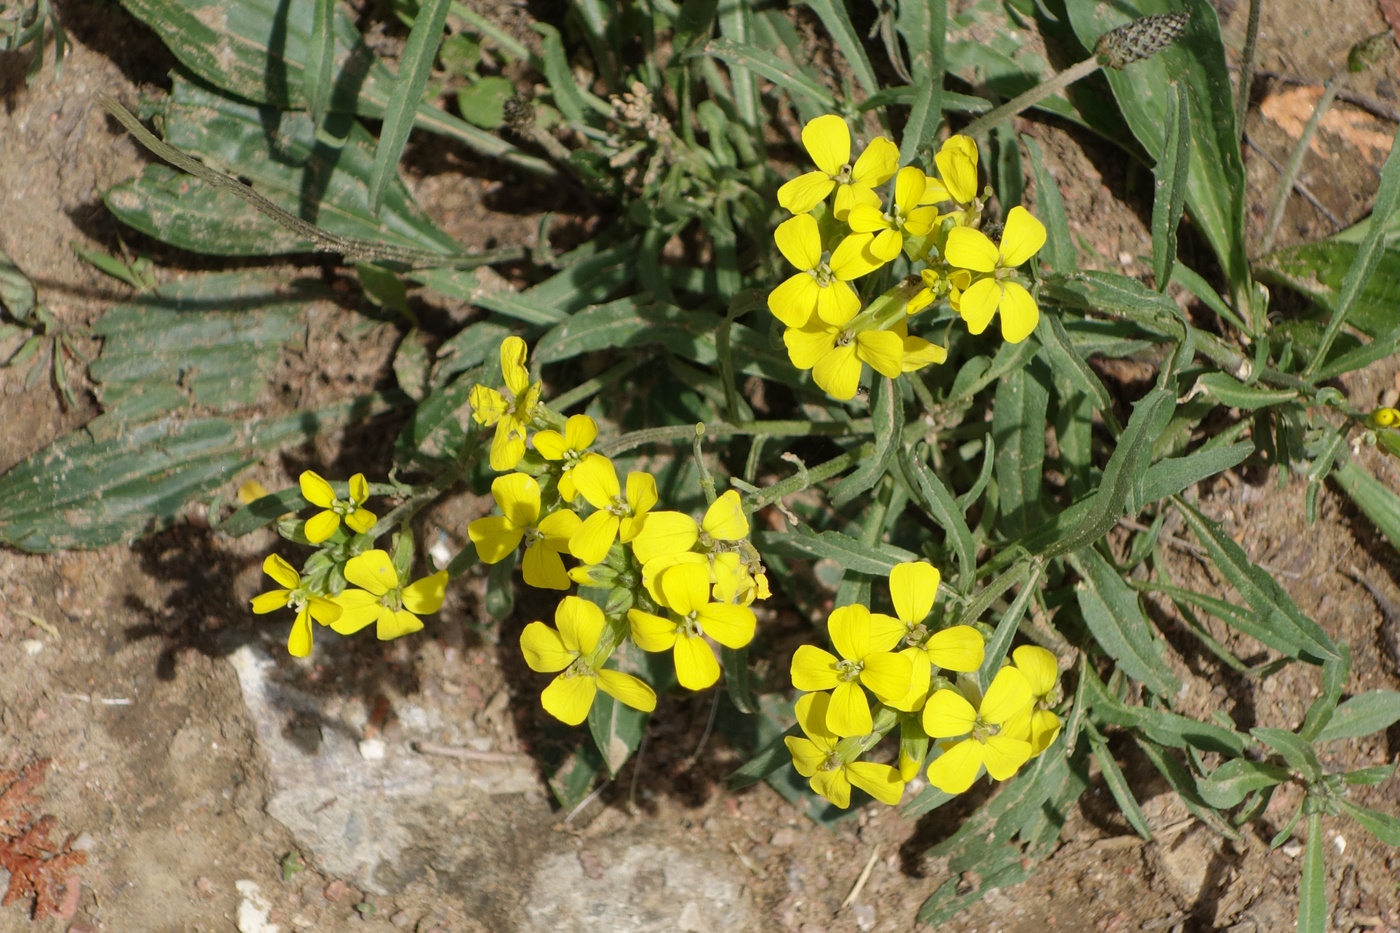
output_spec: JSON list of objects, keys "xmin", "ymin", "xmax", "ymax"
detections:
[{"xmin": 3, "ymin": 2, "xmax": 1400, "ymax": 932}]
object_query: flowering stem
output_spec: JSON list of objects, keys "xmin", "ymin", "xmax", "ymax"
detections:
[
  {"xmin": 748, "ymin": 443, "xmax": 876, "ymax": 510},
  {"xmin": 958, "ymin": 58, "xmax": 1102, "ymax": 139},
  {"xmin": 1260, "ymin": 75, "xmax": 1347, "ymax": 254},
  {"xmin": 597, "ymin": 419, "xmax": 875, "ymax": 457}
]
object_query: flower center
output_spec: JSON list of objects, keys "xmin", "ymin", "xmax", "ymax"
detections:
[
  {"xmin": 680, "ymin": 613, "xmax": 703, "ymax": 639},
  {"xmin": 819, "ymin": 752, "xmax": 843, "ymax": 772},
  {"xmin": 287, "ymin": 590, "xmax": 310, "ymax": 614},
  {"xmin": 563, "ymin": 657, "xmax": 592, "ymax": 679},
  {"xmin": 607, "ymin": 495, "xmax": 632, "ymax": 518},
  {"xmin": 523, "ymin": 527, "xmax": 545, "ymax": 549},
  {"xmin": 971, "ymin": 718, "xmax": 1000, "ymax": 743},
  {"xmin": 835, "ymin": 329, "xmax": 855, "ymax": 348},
  {"xmin": 377, "ymin": 587, "xmax": 404, "ymax": 612},
  {"xmin": 836, "ymin": 659, "xmax": 863, "ymax": 682},
  {"xmin": 812, "ymin": 261, "xmax": 836, "ymax": 287},
  {"xmin": 834, "ymin": 164, "xmax": 854, "ymax": 184}
]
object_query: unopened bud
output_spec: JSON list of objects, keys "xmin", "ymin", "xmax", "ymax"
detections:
[{"xmin": 1095, "ymin": 12, "xmax": 1190, "ymax": 69}]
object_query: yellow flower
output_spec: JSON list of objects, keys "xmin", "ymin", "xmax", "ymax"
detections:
[
  {"xmin": 784, "ymin": 692, "xmax": 905, "ymax": 808},
  {"xmin": 888, "ymin": 562, "xmax": 983, "ymax": 671},
  {"xmin": 1369, "ymin": 407, "xmax": 1400, "ymax": 429},
  {"xmin": 776, "ymin": 114, "xmax": 899, "ymax": 218},
  {"xmin": 628, "ymin": 561, "xmax": 757, "ymax": 690},
  {"xmin": 783, "ymin": 317, "xmax": 904, "ymax": 401},
  {"xmin": 568, "ymin": 454, "xmax": 658, "ymax": 564},
  {"xmin": 1006, "ymin": 645, "xmax": 1062, "ymax": 755},
  {"xmin": 299, "ymin": 471, "xmax": 375, "ymax": 544},
  {"xmin": 520, "ymin": 595, "xmax": 657, "ymax": 725},
  {"xmin": 469, "ymin": 336, "xmax": 543, "ymax": 472},
  {"xmin": 790, "ymin": 604, "xmax": 911, "ymax": 736},
  {"xmin": 922, "ymin": 135, "xmax": 982, "ymax": 225},
  {"xmin": 905, "ymin": 267, "xmax": 970, "ymax": 316},
  {"xmin": 944, "ymin": 206, "xmax": 1047, "ymax": 344},
  {"xmin": 331, "ymin": 549, "xmax": 448, "ymax": 641},
  {"xmin": 922, "ymin": 666, "xmax": 1034, "ymax": 794},
  {"xmin": 467, "ymin": 473, "xmax": 580, "ymax": 590},
  {"xmin": 631, "ymin": 489, "xmax": 749, "ymax": 565},
  {"xmin": 768, "ymin": 214, "xmax": 882, "ymax": 327},
  {"xmin": 250, "ymin": 554, "xmax": 342, "ymax": 658},
  {"xmin": 846, "ymin": 166, "xmax": 940, "ymax": 262},
  {"xmin": 532, "ymin": 414, "xmax": 598, "ymax": 500}
]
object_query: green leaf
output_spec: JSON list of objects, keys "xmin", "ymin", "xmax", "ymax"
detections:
[
  {"xmin": 1344, "ymin": 762, "xmax": 1397, "ymax": 786},
  {"xmin": 392, "ymin": 327, "xmax": 431, "ymax": 401},
  {"xmin": 1315, "ymin": 690, "xmax": 1400, "ymax": 742},
  {"xmin": 1150, "ymin": 82, "xmax": 1191, "ymax": 291},
  {"xmin": 1064, "ymin": 0, "xmax": 1250, "ymax": 308},
  {"xmin": 1134, "ymin": 736, "xmax": 1241, "ymax": 839},
  {"xmin": 366, "ymin": 0, "xmax": 448, "ymax": 212},
  {"xmin": 0, "ymin": 246, "xmax": 38, "ymax": 323},
  {"xmin": 1332, "ymin": 459, "xmax": 1400, "ymax": 553},
  {"xmin": 456, "ymin": 75, "xmax": 515, "ymax": 129},
  {"xmin": 726, "ymin": 723, "xmax": 800, "ymax": 789},
  {"xmin": 802, "ymin": 0, "xmax": 878, "ymax": 95},
  {"xmin": 1251, "ymin": 727, "xmax": 1322, "ymax": 782},
  {"xmin": 1195, "ymin": 757, "xmax": 1291, "ymax": 809},
  {"xmin": 0, "ymin": 393, "xmax": 401, "ymax": 552},
  {"xmin": 1023, "ymin": 136, "xmax": 1075, "ymax": 274},
  {"xmin": 1086, "ymin": 724, "xmax": 1153, "ymax": 839},
  {"xmin": 1255, "ymin": 241, "xmax": 1400, "ymax": 341},
  {"xmin": 1175, "ymin": 498, "xmax": 1339, "ymax": 663},
  {"xmin": 533, "ymin": 23, "xmax": 599, "ymax": 125},
  {"xmin": 1070, "ymin": 546, "xmax": 1180, "ymax": 698},
  {"xmin": 303, "ymin": 0, "xmax": 337, "ymax": 128},
  {"xmin": 1138, "ymin": 441, "xmax": 1254, "ymax": 504},
  {"xmin": 1083, "ymin": 666, "xmax": 1246, "ymax": 755},
  {"xmin": 695, "ymin": 38, "xmax": 836, "ymax": 111},
  {"xmin": 977, "ymin": 564, "xmax": 1042, "ymax": 691},
  {"xmin": 104, "ymin": 78, "xmax": 460, "ymax": 258},
  {"xmin": 895, "ymin": 0, "xmax": 945, "ymax": 165},
  {"xmin": 1146, "ymin": 579, "xmax": 1311, "ymax": 660},
  {"xmin": 1299, "ymin": 642, "xmax": 1350, "ymax": 742},
  {"xmin": 752, "ymin": 527, "xmax": 916, "ymax": 575},
  {"xmin": 1195, "ymin": 372, "xmax": 1296, "ymax": 410},
  {"xmin": 992, "ymin": 363, "xmax": 1048, "ymax": 538},
  {"xmin": 898, "ymin": 444, "xmax": 976, "ymax": 592},
  {"xmin": 218, "ymin": 487, "xmax": 309, "ymax": 537},
  {"xmin": 114, "ymin": 0, "xmax": 549, "ymax": 174},
  {"xmin": 87, "ymin": 272, "xmax": 310, "ymax": 424},
  {"xmin": 721, "ymin": 646, "xmax": 758, "ymax": 714},
  {"xmin": 357, "ymin": 263, "xmax": 411, "ymax": 316},
  {"xmin": 588, "ymin": 672, "xmax": 650, "ymax": 778},
  {"xmin": 830, "ymin": 375, "xmax": 902, "ymax": 507},
  {"xmin": 1339, "ymin": 800, "xmax": 1400, "ymax": 846},
  {"xmin": 1299, "ymin": 813, "xmax": 1327, "ymax": 933},
  {"xmin": 547, "ymin": 742, "xmax": 604, "ymax": 810}
]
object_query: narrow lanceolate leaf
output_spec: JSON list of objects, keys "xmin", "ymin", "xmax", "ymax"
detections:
[
  {"xmin": 1339, "ymin": 800, "xmax": 1400, "ymax": 846},
  {"xmin": 1252, "ymin": 728, "xmax": 1323, "ymax": 782},
  {"xmin": 899, "ymin": 444, "xmax": 976, "ymax": 592},
  {"xmin": 588, "ymin": 681, "xmax": 650, "ymax": 778},
  {"xmin": 1174, "ymin": 499, "xmax": 1340, "ymax": 662},
  {"xmin": 722, "ymin": 646, "xmax": 758, "ymax": 714},
  {"xmin": 695, "ymin": 38, "xmax": 837, "ymax": 111},
  {"xmin": 1298, "ymin": 813, "xmax": 1327, "ymax": 933},
  {"xmin": 1086, "ymin": 725, "xmax": 1153, "ymax": 839},
  {"xmin": 1023, "ymin": 136, "xmax": 1076, "ymax": 274},
  {"xmin": 1195, "ymin": 372, "xmax": 1296, "ymax": 410},
  {"xmin": 1299, "ymin": 643, "xmax": 1350, "ymax": 742},
  {"xmin": 1332, "ymin": 460, "xmax": 1400, "ymax": 551},
  {"xmin": 802, "ymin": 0, "xmax": 878, "ymax": 95},
  {"xmin": 1082, "ymin": 665, "xmax": 1246, "ymax": 755},
  {"xmin": 303, "ymin": 0, "xmax": 337, "ymax": 129},
  {"xmin": 895, "ymin": 0, "xmax": 945, "ymax": 165},
  {"xmin": 831, "ymin": 376, "xmax": 902, "ymax": 507},
  {"xmin": 1195, "ymin": 758, "xmax": 1291, "ymax": 810},
  {"xmin": 1151, "ymin": 82, "xmax": 1191, "ymax": 292},
  {"xmin": 368, "ymin": 0, "xmax": 451, "ymax": 214},
  {"xmin": 1071, "ymin": 546, "xmax": 1180, "ymax": 698},
  {"xmin": 993, "ymin": 365, "xmax": 1048, "ymax": 538},
  {"xmin": 1315, "ymin": 690, "xmax": 1400, "ymax": 742},
  {"xmin": 727, "ymin": 723, "xmax": 800, "ymax": 789},
  {"xmin": 753, "ymin": 527, "xmax": 916, "ymax": 575}
]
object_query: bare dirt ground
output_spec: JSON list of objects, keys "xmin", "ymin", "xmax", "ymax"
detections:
[{"xmin": 3, "ymin": 1, "xmax": 1400, "ymax": 932}]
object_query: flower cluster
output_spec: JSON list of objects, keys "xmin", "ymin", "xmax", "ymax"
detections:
[
  {"xmin": 770, "ymin": 115, "xmax": 1047, "ymax": 400},
  {"xmin": 467, "ymin": 338, "xmax": 771, "ymax": 725},
  {"xmin": 251, "ymin": 471, "xmax": 449, "ymax": 657},
  {"xmin": 786, "ymin": 561, "xmax": 1062, "ymax": 808}
]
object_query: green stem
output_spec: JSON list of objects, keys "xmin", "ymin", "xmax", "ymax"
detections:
[
  {"xmin": 597, "ymin": 419, "xmax": 875, "ymax": 457},
  {"xmin": 1260, "ymin": 75, "xmax": 1346, "ymax": 254},
  {"xmin": 749, "ymin": 443, "xmax": 875, "ymax": 510},
  {"xmin": 1235, "ymin": 0, "xmax": 1263, "ymax": 135},
  {"xmin": 959, "ymin": 57, "xmax": 1102, "ymax": 139}
]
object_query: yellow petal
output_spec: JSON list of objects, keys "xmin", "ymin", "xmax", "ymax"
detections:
[
  {"xmin": 251, "ymin": 590, "xmax": 291, "ymax": 614},
  {"xmin": 570, "ymin": 510, "xmax": 619, "ymax": 565},
  {"xmin": 492, "ymin": 472, "xmax": 541, "ymax": 528},
  {"xmin": 696, "ymin": 603, "xmax": 756, "ymax": 649},
  {"xmin": 1013, "ymin": 645, "xmax": 1060, "ymax": 698},
  {"xmin": 866, "ymin": 611, "xmax": 907, "ymax": 652},
  {"xmin": 702, "ymin": 490, "xmax": 748, "ymax": 540},
  {"xmin": 624, "ymin": 471, "xmax": 659, "ymax": 518},
  {"xmin": 329, "ymin": 590, "xmax": 379, "ymax": 634},
  {"xmin": 520, "ymin": 621, "xmax": 575, "ymax": 672},
  {"xmin": 287, "ymin": 611, "xmax": 314, "ymax": 658},
  {"xmin": 564, "ymin": 414, "xmax": 598, "ymax": 451},
  {"xmin": 810, "ymin": 768, "xmax": 853, "ymax": 809},
  {"xmin": 499, "ymin": 335, "xmax": 530, "ymax": 397},
  {"xmin": 378, "ymin": 608, "xmax": 424, "ymax": 641},
  {"xmin": 846, "ymin": 203, "xmax": 890, "ymax": 235},
  {"xmin": 793, "ymin": 691, "xmax": 839, "ymax": 746},
  {"xmin": 900, "ymin": 335, "xmax": 948, "ymax": 372},
  {"xmin": 833, "ymin": 182, "xmax": 881, "ymax": 221},
  {"xmin": 999, "ymin": 206, "xmax": 1047, "ymax": 267},
  {"xmin": 344, "ymin": 508, "xmax": 376, "ymax": 534},
  {"xmin": 981, "ymin": 666, "xmax": 1033, "ymax": 724},
  {"xmin": 657, "ymin": 560, "xmax": 712, "ymax": 615},
  {"xmin": 860, "ymin": 651, "xmax": 914, "ymax": 703},
  {"xmin": 785, "ymin": 736, "xmax": 828, "ymax": 777},
  {"xmin": 348, "ymin": 473, "xmax": 370, "ymax": 505},
  {"xmin": 783, "ymin": 320, "xmax": 839, "ymax": 371},
  {"xmin": 790, "ymin": 644, "xmax": 841, "ymax": 691},
  {"xmin": 855, "ymin": 330, "xmax": 904, "ymax": 379},
  {"xmin": 828, "ymin": 232, "xmax": 884, "ymax": 281},
  {"xmin": 935, "ymin": 135, "xmax": 979, "ymax": 205},
  {"xmin": 846, "ymin": 760, "xmax": 905, "ymax": 806},
  {"xmin": 850, "ymin": 136, "xmax": 898, "ymax": 187},
  {"xmin": 925, "ymin": 625, "xmax": 985, "ymax": 673},
  {"xmin": 303, "ymin": 509, "xmax": 341, "ymax": 544},
  {"xmin": 919, "ymin": 174, "xmax": 950, "ymax": 205},
  {"xmin": 814, "ymin": 281, "xmax": 860, "ymax": 327},
  {"xmin": 774, "ymin": 213, "xmax": 822, "ymax": 271},
  {"xmin": 538, "ymin": 509, "xmax": 581, "ymax": 551},
  {"xmin": 596, "ymin": 669, "xmax": 657, "ymax": 712},
  {"xmin": 925, "ymin": 738, "xmax": 984, "ymax": 794},
  {"xmin": 958, "ymin": 278, "xmax": 1001, "ymax": 336},
  {"xmin": 344, "ymin": 549, "xmax": 398, "ymax": 596},
  {"xmin": 631, "ymin": 511, "xmax": 699, "ymax": 565},
  {"xmin": 489, "ymin": 421, "xmax": 527, "ymax": 472},
  {"xmin": 826, "ymin": 680, "xmax": 873, "ymax": 737},
  {"xmin": 869, "ymin": 228, "xmax": 903, "ymax": 263},
  {"xmin": 944, "ymin": 226, "xmax": 999, "ymax": 273},
  {"xmin": 902, "ymin": 206, "xmax": 939, "ymax": 237},
  {"xmin": 886, "ymin": 647, "xmax": 932, "ymax": 712},
  {"xmin": 628, "ymin": 609, "xmax": 679, "ymax": 652},
  {"xmin": 568, "ymin": 451, "xmax": 618, "ymax": 509},
  {"xmin": 673, "ymin": 635, "xmax": 721, "ymax": 690},
  {"xmin": 812, "ymin": 343, "xmax": 861, "ymax": 400},
  {"xmin": 239, "ymin": 479, "xmax": 270, "ymax": 504},
  {"xmin": 998, "ymin": 281, "xmax": 1040, "ymax": 344},
  {"xmin": 299, "ymin": 470, "xmax": 335, "ymax": 508},
  {"xmin": 768, "ymin": 273, "xmax": 821, "ymax": 328},
  {"xmin": 541, "ymin": 672, "xmax": 597, "ymax": 726},
  {"xmin": 802, "ymin": 114, "xmax": 851, "ymax": 176},
  {"xmin": 828, "ymin": 603, "xmax": 872, "ymax": 661},
  {"xmin": 777, "ymin": 171, "xmax": 837, "ymax": 214},
  {"xmin": 890, "ymin": 561, "xmax": 939, "ymax": 626},
  {"xmin": 468, "ymin": 384, "xmax": 507, "ymax": 426},
  {"xmin": 306, "ymin": 596, "xmax": 342, "ymax": 625},
  {"xmin": 402, "ymin": 570, "xmax": 448, "ymax": 614},
  {"xmin": 983, "ymin": 734, "xmax": 1033, "ymax": 780},
  {"xmin": 533, "ymin": 429, "xmax": 568, "ymax": 460},
  {"xmin": 1029, "ymin": 709, "xmax": 1062, "ymax": 756},
  {"xmin": 263, "ymin": 553, "xmax": 301, "ymax": 590},
  {"xmin": 555, "ymin": 595, "xmax": 605, "ymax": 656},
  {"xmin": 922, "ymin": 688, "xmax": 977, "ymax": 738},
  {"xmin": 893, "ymin": 166, "xmax": 926, "ymax": 212},
  {"xmin": 468, "ymin": 515, "xmax": 525, "ymax": 564}
]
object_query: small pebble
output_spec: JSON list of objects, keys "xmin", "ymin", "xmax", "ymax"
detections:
[
  {"xmin": 21, "ymin": 639, "xmax": 43, "ymax": 657},
  {"xmin": 769, "ymin": 828, "xmax": 798, "ymax": 849},
  {"xmin": 390, "ymin": 910, "xmax": 415, "ymax": 928},
  {"xmin": 854, "ymin": 903, "xmax": 876, "ymax": 932},
  {"xmin": 325, "ymin": 879, "xmax": 357, "ymax": 903},
  {"xmin": 195, "ymin": 876, "xmax": 214, "ymax": 898},
  {"xmin": 358, "ymin": 738, "xmax": 386, "ymax": 761}
]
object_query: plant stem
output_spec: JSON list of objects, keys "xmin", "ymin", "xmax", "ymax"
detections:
[
  {"xmin": 1234, "ymin": 0, "xmax": 1263, "ymax": 136},
  {"xmin": 1260, "ymin": 76, "xmax": 1347, "ymax": 254},
  {"xmin": 749, "ymin": 443, "xmax": 875, "ymax": 510},
  {"xmin": 959, "ymin": 57, "xmax": 1103, "ymax": 139},
  {"xmin": 598, "ymin": 419, "xmax": 875, "ymax": 457}
]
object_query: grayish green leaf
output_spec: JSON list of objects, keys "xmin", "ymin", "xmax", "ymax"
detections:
[
  {"xmin": 830, "ymin": 376, "xmax": 902, "ymax": 507},
  {"xmin": 992, "ymin": 364, "xmax": 1047, "ymax": 538},
  {"xmin": 369, "ymin": 0, "xmax": 452, "ymax": 214},
  {"xmin": 1315, "ymin": 690, "xmax": 1400, "ymax": 742},
  {"xmin": 1071, "ymin": 546, "xmax": 1180, "ymax": 698},
  {"xmin": 1150, "ymin": 82, "xmax": 1191, "ymax": 291}
]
